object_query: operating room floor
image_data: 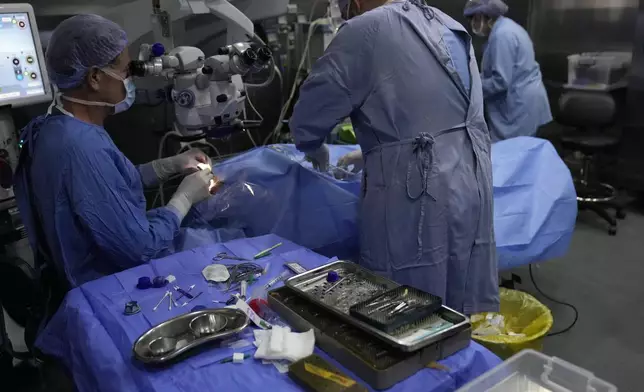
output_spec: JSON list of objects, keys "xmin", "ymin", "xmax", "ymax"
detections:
[
  {"xmin": 4, "ymin": 207, "xmax": 644, "ymax": 391},
  {"xmin": 509, "ymin": 204, "xmax": 644, "ymax": 392}
]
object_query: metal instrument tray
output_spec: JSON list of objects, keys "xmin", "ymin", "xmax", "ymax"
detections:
[
  {"xmin": 133, "ymin": 308, "xmax": 250, "ymax": 364},
  {"xmin": 269, "ymin": 287, "xmax": 471, "ymax": 390},
  {"xmin": 285, "ymin": 261, "xmax": 470, "ymax": 352}
]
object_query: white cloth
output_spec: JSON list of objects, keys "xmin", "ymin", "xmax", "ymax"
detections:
[{"xmin": 254, "ymin": 327, "xmax": 315, "ymax": 362}]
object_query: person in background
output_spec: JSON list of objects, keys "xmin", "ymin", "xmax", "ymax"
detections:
[
  {"xmin": 290, "ymin": 0, "xmax": 499, "ymax": 314},
  {"xmin": 14, "ymin": 15, "xmax": 216, "ymax": 287},
  {"xmin": 464, "ymin": 0, "xmax": 552, "ymax": 142}
]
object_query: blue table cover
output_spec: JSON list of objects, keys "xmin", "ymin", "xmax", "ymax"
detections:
[
  {"xmin": 181, "ymin": 137, "xmax": 577, "ymax": 270},
  {"xmin": 36, "ymin": 235, "xmax": 501, "ymax": 392}
]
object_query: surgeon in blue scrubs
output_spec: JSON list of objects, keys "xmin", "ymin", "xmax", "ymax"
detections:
[
  {"xmin": 15, "ymin": 15, "xmax": 215, "ymax": 286},
  {"xmin": 291, "ymin": 0, "xmax": 499, "ymax": 314},
  {"xmin": 464, "ymin": 0, "xmax": 552, "ymax": 142}
]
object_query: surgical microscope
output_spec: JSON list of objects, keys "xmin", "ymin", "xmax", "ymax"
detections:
[{"xmin": 129, "ymin": 0, "xmax": 274, "ymax": 140}]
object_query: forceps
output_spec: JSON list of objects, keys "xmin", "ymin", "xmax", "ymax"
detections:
[{"xmin": 212, "ymin": 252, "xmax": 249, "ymax": 262}]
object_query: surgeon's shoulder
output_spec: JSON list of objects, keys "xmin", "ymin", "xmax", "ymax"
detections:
[
  {"xmin": 46, "ymin": 116, "xmax": 115, "ymax": 157},
  {"xmin": 340, "ymin": 5, "xmax": 389, "ymax": 40}
]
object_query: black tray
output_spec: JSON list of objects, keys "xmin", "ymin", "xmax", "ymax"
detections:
[{"xmin": 268, "ymin": 286, "xmax": 471, "ymax": 390}]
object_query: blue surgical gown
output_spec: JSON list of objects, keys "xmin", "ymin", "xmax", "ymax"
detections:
[
  {"xmin": 14, "ymin": 113, "xmax": 180, "ymax": 287},
  {"xmin": 291, "ymin": 0, "xmax": 499, "ymax": 314},
  {"xmin": 482, "ymin": 16, "xmax": 552, "ymax": 142}
]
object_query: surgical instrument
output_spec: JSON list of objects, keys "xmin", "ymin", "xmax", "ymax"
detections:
[
  {"xmin": 169, "ymin": 292, "xmax": 173, "ymax": 310},
  {"xmin": 387, "ymin": 302, "xmax": 407, "ymax": 316},
  {"xmin": 324, "ymin": 277, "xmax": 347, "ymax": 294},
  {"xmin": 254, "ymin": 243, "xmax": 283, "ymax": 259},
  {"xmin": 181, "ymin": 291, "xmax": 203, "ymax": 307},
  {"xmin": 170, "ymin": 293, "xmax": 180, "ymax": 308},
  {"xmin": 240, "ymin": 280, "xmax": 248, "ymax": 300},
  {"xmin": 174, "ymin": 285, "xmax": 194, "ymax": 300},
  {"xmin": 154, "ymin": 291, "xmax": 170, "ymax": 312},
  {"xmin": 285, "ymin": 262, "xmax": 307, "ymax": 274},
  {"xmin": 226, "ymin": 263, "xmax": 264, "ymax": 285},
  {"xmin": 367, "ymin": 301, "xmax": 402, "ymax": 315},
  {"xmin": 264, "ymin": 271, "xmax": 290, "ymax": 290},
  {"xmin": 213, "ymin": 252, "xmax": 249, "ymax": 262}
]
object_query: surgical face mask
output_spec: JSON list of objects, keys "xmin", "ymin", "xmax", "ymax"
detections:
[{"xmin": 62, "ymin": 68, "xmax": 136, "ymax": 114}]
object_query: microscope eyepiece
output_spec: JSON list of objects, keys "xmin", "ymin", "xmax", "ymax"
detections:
[{"xmin": 129, "ymin": 61, "xmax": 147, "ymax": 77}]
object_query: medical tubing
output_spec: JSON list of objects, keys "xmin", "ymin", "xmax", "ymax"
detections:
[
  {"xmin": 269, "ymin": 17, "xmax": 327, "ymax": 145},
  {"xmin": 529, "ymin": 265, "xmax": 579, "ymax": 337},
  {"xmin": 244, "ymin": 61, "xmax": 276, "ymax": 88}
]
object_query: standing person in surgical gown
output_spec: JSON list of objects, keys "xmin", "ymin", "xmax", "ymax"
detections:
[
  {"xmin": 290, "ymin": 0, "xmax": 499, "ymax": 314},
  {"xmin": 14, "ymin": 15, "xmax": 216, "ymax": 287},
  {"xmin": 464, "ymin": 0, "xmax": 552, "ymax": 142}
]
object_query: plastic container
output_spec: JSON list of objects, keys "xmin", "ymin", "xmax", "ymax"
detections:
[
  {"xmin": 458, "ymin": 349, "xmax": 617, "ymax": 392},
  {"xmin": 472, "ymin": 288, "xmax": 553, "ymax": 359},
  {"xmin": 567, "ymin": 52, "xmax": 631, "ymax": 89}
]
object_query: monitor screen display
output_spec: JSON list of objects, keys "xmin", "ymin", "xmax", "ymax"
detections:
[{"xmin": 0, "ymin": 12, "xmax": 45, "ymax": 104}]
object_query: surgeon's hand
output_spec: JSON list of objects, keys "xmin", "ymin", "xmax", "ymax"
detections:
[
  {"xmin": 306, "ymin": 144, "xmax": 330, "ymax": 172},
  {"xmin": 167, "ymin": 169, "xmax": 215, "ymax": 220},
  {"xmin": 173, "ymin": 149, "xmax": 212, "ymax": 174},
  {"xmin": 152, "ymin": 148, "xmax": 212, "ymax": 182},
  {"xmin": 338, "ymin": 150, "xmax": 363, "ymax": 173}
]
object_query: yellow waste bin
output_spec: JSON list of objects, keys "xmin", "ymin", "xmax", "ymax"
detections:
[{"xmin": 471, "ymin": 288, "xmax": 553, "ymax": 359}]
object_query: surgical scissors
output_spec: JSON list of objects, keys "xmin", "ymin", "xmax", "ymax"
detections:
[{"xmin": 212, "ymin": 252, "xmax": 249, "ymax": 262}]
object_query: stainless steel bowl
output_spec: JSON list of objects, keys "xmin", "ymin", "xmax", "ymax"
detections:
[
  {"xmin": 189, "ymin": 313, "xmax": 228, "ymax": 338},
  {"xmin": 148, "ymin": 337, "xmax": 177, "ymax": 356}
]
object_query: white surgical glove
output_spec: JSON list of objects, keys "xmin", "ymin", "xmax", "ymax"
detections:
[
  {"xmin": 337, "ymin": 150, "xmax": 363, "ymax": 173},
  {"xmin": 152, "ymin": 148, "xmax": 212, "ymax": 182},
  {"xmin": 167, "ymin": 169, "xmax": 215, "ymax": 220},
  {"xmin": 305, "ymin": 144, "xmax": 330, "ymax": 172}
]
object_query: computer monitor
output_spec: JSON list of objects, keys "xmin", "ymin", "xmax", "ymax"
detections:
[{"xmin": 0, "ymin": 3, "xmax": 50, "ymax": 108}]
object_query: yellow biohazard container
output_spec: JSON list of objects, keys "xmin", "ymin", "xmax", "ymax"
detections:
[{"xmin": 471, "ymin": 288, "xmax": 553, "ymax": 359}]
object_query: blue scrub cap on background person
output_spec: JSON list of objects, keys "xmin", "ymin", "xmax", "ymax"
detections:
[
  {"xmin": 463, "ymin": 0, "xmax": 509, "ymax": 18},
  {"xmin": 46, "ymin": 14, "xmax": 128, "ymax": 90}
]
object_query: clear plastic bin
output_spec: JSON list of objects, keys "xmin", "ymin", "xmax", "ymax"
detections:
[
  {"xmin": 458, "ymin": 349, "xmax": 617, "ymax": 392},
  {"xmin": 567, "ymin": 52, "xmax": 631, "ymax": 89}
]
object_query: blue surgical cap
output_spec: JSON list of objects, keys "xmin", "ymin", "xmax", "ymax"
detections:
[
  {"xmin": 46, "ymin": 14, "xmax": 128, "ymax": 90},
  {"xmin": 463, "ymin": 0, "xmax": 509, "ymax": 18}
]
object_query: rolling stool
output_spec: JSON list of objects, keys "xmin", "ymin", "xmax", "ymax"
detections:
[{"xmin": 558, "ymin": 90, "xmax": 625, "ymax": 236}]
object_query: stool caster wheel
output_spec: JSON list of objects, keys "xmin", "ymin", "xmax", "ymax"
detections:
[
  {"xmin": 608, "ymin": 227, "xmax": 617, "ymax": 236},
  {"xmin": 616, "ymin": 210, "xmax": 626, "ymax": 220}
]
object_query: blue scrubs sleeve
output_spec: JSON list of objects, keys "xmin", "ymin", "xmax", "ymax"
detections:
[
  {"xmin": 67, "ymin": 147, "xmax": 180, "ymax": 270},
  {"xmin": 481, "ymin": 33, "xmax": 514, "ymax": 99},
  {"xmin": 291, "ymin": 17, "xmax": 380, "ymax": 152},
  {"xmin": 137, "ymin": 162, "xmax": 160, "ymax": 188}
]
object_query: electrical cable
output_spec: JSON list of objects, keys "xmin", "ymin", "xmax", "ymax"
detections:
[
  {"xmin": 529, "ymin": 265, "xmax": 579, "ymax": 337},
  {"xmin": 307, "ymin": 0, "xmax": 329, "ymax": 70},
  {"xmin": 156, "ymin": 130, "xmax": 181, "ymax": 205},
  {"xmin": 274, "ymin": 65, "xmax": 284, "ymax": 105},
  {"xmin": 244, "ymin": 62, "xmax": 276, "ymax": 88},
  {"xmin": 268, "ymin": 17, "xmax": 328, "ymax": 145},
  {"xmin": 245, "ymin": 91, "xmax": 263, "ymax": 122}
]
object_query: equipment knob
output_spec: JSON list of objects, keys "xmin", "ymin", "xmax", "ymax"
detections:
[
  {"xmin": 202, "ymin": 66, "xmax": 213, "ymax": 75},
  {"xmin": 216, "ymin": 94, "xmax": 228, "ymax": 103},
  {"xmin": 151, "ymin": 43, "xmax": 165, "ymax": 57}
]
